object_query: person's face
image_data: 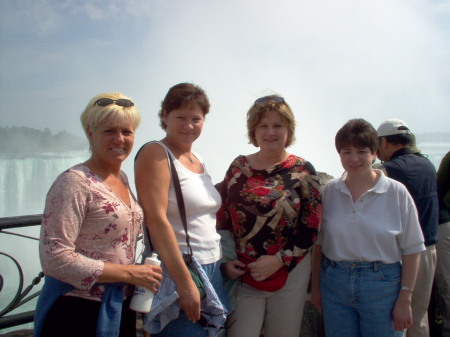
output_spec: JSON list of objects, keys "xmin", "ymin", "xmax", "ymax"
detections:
[
  {"xmin": 339, "ymin": 145, "xmax": 376, "ymax": 175},
  {"xmin": 376, "ymin": 137, "xmax": 387, "ymax": 161},
  {"xmin": 163, "ymin": 104, "xmax": 204, "ymax": 145},
  {"xmin": 254, "ymin": 110, "xmax": 289, "ymax": 152},
  {"xmin": 88, "ymin": 118, "xmax": 135, "ymax": 165}
]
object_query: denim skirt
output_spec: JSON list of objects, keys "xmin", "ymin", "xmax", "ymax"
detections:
[{"xmin": 152, "ymin": 260, "xmax": 230, "ymax": 337}]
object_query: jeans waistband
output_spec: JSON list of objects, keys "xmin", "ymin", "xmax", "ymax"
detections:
[{"xmin": 324, "ymin": 257, "xmax": 400, "ymax": 272}]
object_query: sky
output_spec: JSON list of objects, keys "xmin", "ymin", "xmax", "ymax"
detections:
[{"xmin": 1, "ymin": 0, "xmax": 449, "ymax": 180}]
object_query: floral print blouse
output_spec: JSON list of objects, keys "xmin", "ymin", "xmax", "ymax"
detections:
[
  {"xmin": 39, "ymin": 164, "xmax": 143, "ymax": 301},
  {"xmin": 217, "ymin": 155, "xmax": 322, "ymax": 270}
]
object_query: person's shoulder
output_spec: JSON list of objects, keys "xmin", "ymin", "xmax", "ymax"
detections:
[
  {"xmin": 384, "ymin": 175, "xmax": 409, "ymax": 193},
  {"xmin": 135, "ymin": 141, "xmax": 167, "ymax": 158},
  {"xmin": 60, "ymin": 164, "xmax": 90, "ymax": 182},
  {"xmin": 324, "ymin": 176, "xmax": 340, "ymax": 188},
  {"xmin": 223, "ymin": 155, "xmax": 248, "ymax": 175},
  {"xmin": 288, "ymin": 154, "xmax": 317, "ymax": 173},
  {"xmin": 134, "ymin": 141, "xmax": 170, "ymax": 169},
  {"xmin": 231, "ymin": 154, "xmax": 247, "ymax": 166},
  {"xmin": 48, "ymin": 164, "xmax": 91, "ymax": 195},
  {"xmin": 321, "ymin": 177, "xmax": 341, "ymax": 198},
  {"xmin": 416, "ymin": 154, "xmax": 436, "ymax": 170}
]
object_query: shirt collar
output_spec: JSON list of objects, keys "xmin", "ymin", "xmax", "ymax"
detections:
[
  {"xmin": 335, "ymin": 169, "xmax": 389, "ymax": 195},
  {"xmin": 371, "ymin": 169, "xmax": 389, "ymax": 194},
  {"xmin": 390, "ymin": 147, "xmax": 413, "ymax": 160}
]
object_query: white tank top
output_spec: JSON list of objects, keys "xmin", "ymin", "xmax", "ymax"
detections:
[{"xmin": 158, "ymin": 141, "xmax": 222, "ymax": 264}]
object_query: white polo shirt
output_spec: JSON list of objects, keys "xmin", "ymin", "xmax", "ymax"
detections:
[{"xmin": 316, "ymin": 170, "xmax": 425, "ymax": 264}]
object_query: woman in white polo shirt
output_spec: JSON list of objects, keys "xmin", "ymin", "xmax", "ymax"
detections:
[{"xmin": 310, "ymin": 119, "xmax": 425, "ymax": 337}]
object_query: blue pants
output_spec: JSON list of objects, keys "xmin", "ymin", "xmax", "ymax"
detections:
[{"xmin": 320, "ymin": 257, "xmax": 404, "ymax": 337}]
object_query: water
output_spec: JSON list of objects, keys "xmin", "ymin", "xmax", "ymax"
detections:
[
  {"xmin": 0, "ymin": 150, "xmax": 89, "ymax": 334},
  {"xmin": 0, "ymin": 151, "xmax": 90, "ymax": 217},
  {"xmin": 417, "ymin": 142, "xmax": 449, "ymax": 171}
]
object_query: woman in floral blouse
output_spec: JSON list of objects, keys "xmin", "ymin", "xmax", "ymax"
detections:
[
  {"xmin": 34, "ymin": 93, "xmax": 162, "ymax": 337},
  {"xmin": 217, "ymin": 95, "xmax": 322, "ymax": 337}
]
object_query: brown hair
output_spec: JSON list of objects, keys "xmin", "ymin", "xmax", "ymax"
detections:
[
  {"xmin": 158, "ymin": 83, "xmax": 210, "ymax": 130},
  {"xmin": 247, "ymin": 95, "xmax": 296, "ymax": 147},
  {"xmin": 335, "ymin": 118, "xmax": 377, "ymax": 153}
]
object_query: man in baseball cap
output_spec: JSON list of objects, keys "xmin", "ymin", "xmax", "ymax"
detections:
[{"xmin": 377, "ymin": 119, "xmax": 439, "ymax": 337}]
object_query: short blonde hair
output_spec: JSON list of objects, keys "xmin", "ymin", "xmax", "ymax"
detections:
[
  {"xmin": 247, "ymin": 95, "xmax": 296, "ymax": 147},
  {"xmin": 80, "ymin": 92, "xmax": 141, "ymax": 137}
]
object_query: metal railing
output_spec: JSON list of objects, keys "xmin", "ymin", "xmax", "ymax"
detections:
[{"xmin": 0, "ymin": 214, "xmax": 44, "ymax": 330}]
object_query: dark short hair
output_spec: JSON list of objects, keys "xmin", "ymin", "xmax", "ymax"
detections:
[
  {"xmin": 335, "ymin": 118, "xmax": 378, "ymax": 153},
  {"xmin": 158, "ymin": 83, "xmax": 210, "ymax": 130},
  {"xmin": 382, "ymin": 133, "xmax": 413, "ymax": 146}
]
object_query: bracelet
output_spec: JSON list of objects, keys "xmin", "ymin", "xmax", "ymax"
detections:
[{"xmin": 400, "ymin": 286, "xmax": 413, "ymax": 293}]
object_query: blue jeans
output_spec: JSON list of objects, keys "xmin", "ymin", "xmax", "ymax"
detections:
[
  {"xmin": 153, "ymin": 260, "xmax": 230, "ymax": 337},
  {"xmin": 320, "ymin": 257, "xmax": 404, "ymax": 337}
]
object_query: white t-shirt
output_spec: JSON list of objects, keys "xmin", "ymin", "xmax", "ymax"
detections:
[
  {"xmin": 316, "ymin": 170, "xmax": 425, "ymax": 264},
  {"xmin": 160, "ymin": 142, "xmax": 222, "ymax": 264}
]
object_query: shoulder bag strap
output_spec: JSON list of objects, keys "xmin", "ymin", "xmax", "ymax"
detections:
[
  {"xmin": 134, "ymin": 141, "xmax": 193, "ymax": 257},
  {"xmin": 167, "ymin": 152, "xmax": 193, "ymax": 256}
]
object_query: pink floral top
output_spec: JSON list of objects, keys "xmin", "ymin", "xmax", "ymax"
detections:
[{"xmin": 39, "ymin": 164, "xmax": 143, "ymax": 301}]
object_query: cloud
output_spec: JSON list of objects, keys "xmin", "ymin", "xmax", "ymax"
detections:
[{"xmin": 0, "ymin": 0, "xmax": 449, "ymax": 179}]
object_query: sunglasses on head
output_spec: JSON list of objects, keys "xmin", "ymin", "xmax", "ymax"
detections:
[
  {"xmin": 94, "ymin": 98, "xmax": 134, "ymax": 107},
  {"xmin": 254, "ymin": 96, "xmax": 285, "ymax": 105}
]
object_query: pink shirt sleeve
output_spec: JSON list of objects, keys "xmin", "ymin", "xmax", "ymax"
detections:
[{"xmin": 39, "ymin": 171, "xmax": 104, "ymax": 291}]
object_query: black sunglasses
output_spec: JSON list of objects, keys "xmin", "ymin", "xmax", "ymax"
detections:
[
  {"xmin": 254, "ymin": 96, "xmax": 285, "ymax": 105},
  {"xmin": 94, "ymin": 98, "xmax": 134, "ymax": 107}
]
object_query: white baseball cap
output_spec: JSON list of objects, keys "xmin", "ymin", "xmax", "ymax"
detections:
[{"xmin": 377, "ymin": 119, "xmax": 411, "ymax": 137}]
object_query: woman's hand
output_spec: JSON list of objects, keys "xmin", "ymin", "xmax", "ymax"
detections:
[
  {"xmin": 247, "ymin": 255, "xmax": 284, "ymax": 281},
  {"xmin": 100, "ymin": 263, "xmax": 162, "ymax": 293},
  {"xmin": 128, "ymin": 264, "xmax": 163, "ymax": 293},
  {"xmin": 392, "ymin": 252, "xmax": 419, "ymax": 330},
  {"xmin": 222, "ymin": 260, "xmax": 246, "ymax": 280},
  {"xmin": 392, "ymin": 292, "xmax": 413, "ymax": 331},
  {"xmin": 177, "ymin": 278, "xmax": 202, "ymax": 323}
]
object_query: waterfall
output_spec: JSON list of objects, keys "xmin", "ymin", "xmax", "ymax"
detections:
[
  {"xmin": 0, "ymin": 151, "xmax": 89, "ymax": 217},
  {"xmin": 0, "ymin": 150, "xmax": 89, "ymax": 333}
]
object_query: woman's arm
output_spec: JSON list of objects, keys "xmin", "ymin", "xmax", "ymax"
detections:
[
  {"xmin": 135, "ymin": 143, "xmax": 201, "ymax": 323},
  {"xmin": 98, "ymin": 262, "xmax": 162, "ymax": 292},
  {"xmin": 40, "ymin": 172, "xmax": 105, "ymax": 290},
  {"xmin": 392, "ymin": 252, "xmax": 420, "ymax": 331},
  {"xmin": 310, "ymin": 244, "xmax": 323, "ymax": 310},
  {"xmin": 40, "ymin": 171, "xmax": 163, "ymax": 291}
]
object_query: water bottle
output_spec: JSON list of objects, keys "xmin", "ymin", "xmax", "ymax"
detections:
[{"xmin": 129, "ymin": 253, "xmax": 161, "ymax": 313}]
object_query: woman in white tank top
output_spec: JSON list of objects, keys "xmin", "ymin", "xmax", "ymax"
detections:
[{"xmin": 135, "ymin": 83, "xmax": 229, "ymax": 337}]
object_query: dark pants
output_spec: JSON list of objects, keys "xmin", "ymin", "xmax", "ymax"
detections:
[{"xmin": 41, "ymin": 295, "xmax": 136, "ymax": 337}]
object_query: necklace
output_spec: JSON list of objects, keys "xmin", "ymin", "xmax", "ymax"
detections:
[
  {"xmin": 163, "ymin": 138, "xmax": 195, "ymax": 163},
  {"xmin": 185, "ymin": 153, "xmax": 195, "ymax": 164}
]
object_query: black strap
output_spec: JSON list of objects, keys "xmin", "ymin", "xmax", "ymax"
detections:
[
  {"xmin": 134, "ymin": 141, "xmax": 193, "ymax": 257},
  {"xmin": 135, "ymin": 142, "xmax": 154, "ymax": 254},
  {"xmin": 167, "ymin": 150, "xmax": 194, "ymax": 257}
]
